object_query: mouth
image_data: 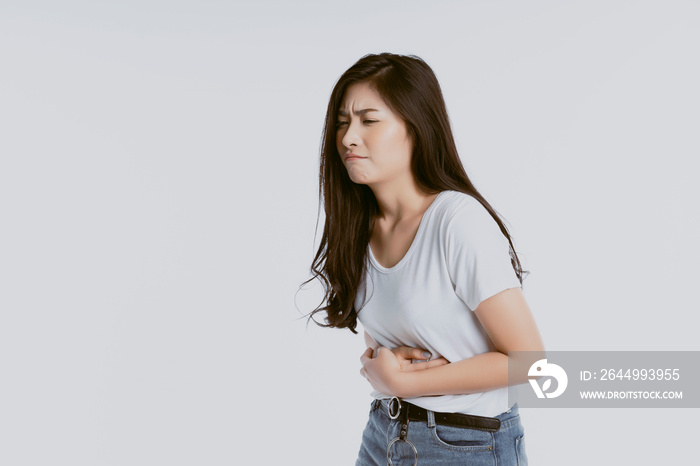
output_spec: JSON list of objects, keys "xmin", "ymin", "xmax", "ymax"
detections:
[{"xmin": 345, "ymin": 153, "xmax": 366, "ymax": 161}]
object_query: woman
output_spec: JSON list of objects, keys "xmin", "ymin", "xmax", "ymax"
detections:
[{"xmin": 306, "ymin": 53, "xmax": 544, "ymax": 465}]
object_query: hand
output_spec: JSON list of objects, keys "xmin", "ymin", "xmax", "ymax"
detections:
[
  {"xmin": 390, "ymin": 346, "xmax": 449, "ymax": 372},
  {"xmin": 359, "ymin": 346, "xmax": 448, "ymax": 397}
]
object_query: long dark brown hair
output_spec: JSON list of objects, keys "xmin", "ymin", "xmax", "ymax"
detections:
[{"xmin": 303, "ymin": 53, "xmax": 526, "ymax": 334}]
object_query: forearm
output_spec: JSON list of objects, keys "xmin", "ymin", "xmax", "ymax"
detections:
[{"xmin": 397, "ymin": 351, "xmax": 509, "ymax": 399}]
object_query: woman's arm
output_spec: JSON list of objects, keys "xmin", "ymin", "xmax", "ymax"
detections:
[{"xmin": 360, "ymin": 287, "xmax": 545, "ymax": 398}]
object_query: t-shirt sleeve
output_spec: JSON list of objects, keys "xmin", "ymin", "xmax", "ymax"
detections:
[{"xmin": 444, "ymin": 201, "xmax": 522, "ymax": 312}]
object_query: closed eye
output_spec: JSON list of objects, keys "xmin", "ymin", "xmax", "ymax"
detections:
[{"xmin": 335, "ymin": 119, "xmax": 378, "ymax": 128}]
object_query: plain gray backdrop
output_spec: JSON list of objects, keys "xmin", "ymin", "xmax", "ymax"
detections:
[{"xmin": 1, "ymin": 1, "xmax": 698, "ymax": 464}]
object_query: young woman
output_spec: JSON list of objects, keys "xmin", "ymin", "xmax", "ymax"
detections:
[{"xmin": 306, "ymin": 53, "xmax": 544, "ymax": 465}]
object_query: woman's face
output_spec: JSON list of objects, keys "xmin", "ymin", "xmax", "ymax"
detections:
[{"xmin": 336, "ymin": 82, "xmax": 413, "ymax": 187}]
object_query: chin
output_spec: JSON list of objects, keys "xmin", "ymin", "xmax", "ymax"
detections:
[{"xmin": 347, "ymin": 171, "xmax": 373, "ymax": 185}]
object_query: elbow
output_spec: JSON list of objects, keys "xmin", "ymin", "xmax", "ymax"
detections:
[
  {"xmin": 520, "ymin": 341, "xmax": 546, "ymax": 361},
  {"xmin": 519, "ymin": 333, "xmax": 546, "ymax": 355},
  {"xmin": 530, "ymin": 340, "xmax": 546, "ymax": 354},
  {"xmin": 505, "ymin": 344, "xmax": 546, "ymax": 386},
  {"xmin": 501, "ymin": 339, "xmax": 545, "ymax": 357}
]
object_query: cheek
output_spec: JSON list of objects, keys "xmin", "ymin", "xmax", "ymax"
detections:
[
  {"xmin": 336, "ymin": 131, "xmax": 345, "ymax": 154},
  {"xmin": 379, "ymin": 126, "xmax": 412, "ymax": 161}
]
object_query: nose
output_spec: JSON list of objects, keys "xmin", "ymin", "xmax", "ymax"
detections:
[{"xmin": 340, "ymin": 121, "xmax": 361, "ymax": 150}]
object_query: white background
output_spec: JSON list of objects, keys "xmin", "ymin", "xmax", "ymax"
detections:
[{"xmin": 1, "ymin": 1, "xmax": 699, "ymax": 464}]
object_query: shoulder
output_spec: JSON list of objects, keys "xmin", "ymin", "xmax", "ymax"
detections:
[
  {"xmin": 431, "ymin": 191, "xmax": 508, "ymax": 254},
  {"xmin": 433, "ymin": 191, "xmax": 500, "ymax": 233}
]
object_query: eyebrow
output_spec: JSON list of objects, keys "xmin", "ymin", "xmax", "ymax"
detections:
[{"xmin": 337, "ymin": 108, "xmax": 380, "ymax": 117}]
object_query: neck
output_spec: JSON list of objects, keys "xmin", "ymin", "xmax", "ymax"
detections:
[{"xmin": 369, "ymin": 177, "xmax": 438, "ymax": 224}]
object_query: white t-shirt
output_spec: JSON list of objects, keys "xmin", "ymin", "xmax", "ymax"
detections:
[{"xmin": 355, "ymin": 190, "xmax": 522, "ymax": 417}]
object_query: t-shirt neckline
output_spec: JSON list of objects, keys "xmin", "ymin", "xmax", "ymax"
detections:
[{"xmin": 368, "ymin": 191, "xmax": 448, "ymax": 274}]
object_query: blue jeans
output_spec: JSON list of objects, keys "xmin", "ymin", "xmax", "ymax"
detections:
[{"xmin": 355, "ymin": 399, "xmax": 527, "ymax": 465}]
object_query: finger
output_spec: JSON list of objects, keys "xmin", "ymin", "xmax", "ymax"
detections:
[
  {"xmin": 375, "ymin": 346, "xmax": 397, "ymax": 361},
  {"xmin": 392, "ymin": 346, "xmax": 433, "ymax": 361},
  {"xmin": 426, "ymin": 357, "xmax": 449, "ymax": 366},
  {"xmin": 360, "ymin": 347, "xmax": 374, "ymax": 365},
  {"xmin": 403, "ymin": 357, "xmax": 449, "ymax": 371}
]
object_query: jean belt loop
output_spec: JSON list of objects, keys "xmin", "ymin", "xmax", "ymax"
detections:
[
  {"xmin": 510, "ymin": 402, "xmax": 519, "ymax": 415},
  {"xmin": 426, "ymin": 409, "xmax": 436, "ymax": 428}
]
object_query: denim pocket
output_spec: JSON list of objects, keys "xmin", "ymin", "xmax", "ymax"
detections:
[{"xmin": 430, "ymin": 423, "xmax": 494, "ymax": 452}]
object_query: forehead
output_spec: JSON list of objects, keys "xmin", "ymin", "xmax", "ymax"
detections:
[{"xmin": 338, "ymin": 82, "xmax": 386, "ymax": 112}]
